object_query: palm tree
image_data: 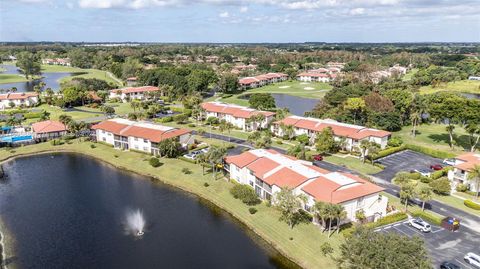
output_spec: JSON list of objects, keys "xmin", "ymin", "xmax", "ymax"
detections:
[
  {"xmin": 325, "ymin": 204, "xmax": 336, "ymax": 237},
  {"xmin": 417, "ymin": 186, "xmax": 433, "ymax": 211},
  {"xmin": 313, "ymin": 201, "xmax": 328, "ymax": 229},
  {"xmin": 205, "ymin": 146, "xmax": 227, "ymax": 180},
  {"xmin": 410, "ymin": 111, "xmax": 421, "ymax": 137},
  {"xmin": 400, "ymin": 183, "xmax": 415, "ymax": 212},
  {"xmin": 468, "ymin": 165, "xmax": 480, "ymax": 200},
  {"xmin": 281, "ymin": 123, "xmax": 295, "ymax": 140},
  {"xmin": 130, "ymin": 100, "xmax": 140, "ymax": 113},
  {"xmin": 334, "ymin": 204, "xmax": 347, "ymax": 235},
  {"xmin": 446, "ymin": 124, "xmax": 456, "ymax": 149}
]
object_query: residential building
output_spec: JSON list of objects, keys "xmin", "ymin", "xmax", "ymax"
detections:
[
  {"xmin": 201, "ymin": 102, "xmax": 276, "ymax": 131},
  {"xmin": 92, "ymin": 118, "xmax": 193, "ymax": 155},
  {"xmin": 224, "ymin": 149, "xmax": 387, "ymax": 223},
  {"xmin": 388, "ymin": 64, "xmax": 408, "ymax": 75},
  {"xmin": 468, "ymin": 76, "xmax": 480, "ymax": 81},
  {"xmin": 108, "ymin": 86, "xmax": 160, "ymax": 102},
  {"xmin": 448, "ymin": 153, "xmax": 480, "ymax": 193},
  {"xmin": 42, "ymin": 58, "xmax": 71, "ymax": 66},
  {"xmin": 0, "ymin": 92, "xmax": 39, "ymax": 110},
  {"xmin": 271, "ymin": 116, "xmax": 391, "ymax": 150},
  {"xmin": 326, "ymin": 62, "xmax": 346, "ymax": 69},
  {"xmin": 238, "ymin": 73, "xmax": 288, "ymax": 90},
  {"xmin": 297, "ymin": 72, "xmax": 336, "ymax": 83},
  {"xmin": 32, "ymin": 120, "xmax": 67, "ymax": 140},
  {"xmin": 126, "ymin": 77, "xmax": 138, "ymax": 87}
]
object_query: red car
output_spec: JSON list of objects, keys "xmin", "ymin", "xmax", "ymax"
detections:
[
  {"xmin": 430, "ymin": 164, "xmax": 443, "ymax": 170},
  {"xmin": 313, "ymin": 155, "xmax": 323, "ymax": 161}
]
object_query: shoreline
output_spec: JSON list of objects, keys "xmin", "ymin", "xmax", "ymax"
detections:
[{"xmin": 0, "ymin": 148, "xmax": 307, "ymax": 269}]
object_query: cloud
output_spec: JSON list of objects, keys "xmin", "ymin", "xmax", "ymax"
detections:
[
  {"xmin": 240, "ymin": 6, "xmax": 248, "ymax": 12},
  {"xmin": 16, "ymin": 0, "xmax": 49, "ymax": 2},
  {"xmin": 219, "ymin": 11, "xmax": 229, "ymax": 17},
  {"xmin": 349, "ymin": 7, "xmax": 365, "ymax": 15}
]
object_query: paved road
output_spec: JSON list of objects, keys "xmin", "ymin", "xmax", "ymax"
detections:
[
  {"xmin": 199, "ymin": 132, "xmax": 480, "ymax": 232},
  {"xmin": 373, "ymin": 150, "xmax": 443, "ymax": 181},
  {"xmin": 376, "ymin": 219, "xmax": 479, "ymax": 268}
]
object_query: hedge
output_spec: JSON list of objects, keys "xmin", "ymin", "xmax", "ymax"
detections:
[
  {"xmin": 464, "ymin": 200, "xmax": 480, "ymax": 210},
  {"xmin": 178, "ymin": 156, "xmax": 197, "ymax": 164},
  {"xmin": 366, "ymin": 212, "xmax": 408, "ymax": 229},
  {"xmin": 374, "ymin": 145, "xmax": 406, "ymax": 160},
  {"xmin": 411, "ymin": 211, "xmax": 443, "ymax": 225},
  {"xmin": 405, "ymin": 144, "xmax": 455, "ymax": 159},
  {"xmin": 24, "ymin": 111, "xmax": 44, "ymax": 119}
]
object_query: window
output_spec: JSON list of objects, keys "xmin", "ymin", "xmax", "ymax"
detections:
[
  {"xmin": 357, "ymin": 197, "xmax": 365, "ymax": 208},
  {"xmin": 102, "ymin": 138, "xmax": 106, "ymax": 142},
  {"xmin": 134, "ymin": 137, "xmax": 138, "ymax": 141},
  {"xmin": 102, "ymin": 130, "xmax": 105, "ymax": 134},
  {"xmin": 134, "ymin": 145, "xmax": 139, "ymax": 150},
  {"xmin": 249, "ymin": 181, "xmax": 254, "ymax": 187},
  {"xmin": 143, "ymin": 139, "xmax": 148, "ymax": 143},
  {"xmin": 108, "ymin": 133, "xmax": 112, "ymax": 136},
  {"xmin": 143, "ymin": 146, "xmax": 148, "ymax": 151}
]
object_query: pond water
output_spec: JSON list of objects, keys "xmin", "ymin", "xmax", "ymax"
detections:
[
  {"xmin": 271, "ymin": 94, "xmax": 318, "ymax": 116},
  {"xmin": 0, "ymin": 154, "xmax": 297, "ymax": 269},
  {"xmin": 461, "ymin": 92, "xmax": 480, "ymax": 99},
  {"xmin": 0, "ymin": 64, "xmax": 79, "ymax": 92}
]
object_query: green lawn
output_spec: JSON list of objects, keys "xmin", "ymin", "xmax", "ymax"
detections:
[
  {"xmin": 57, "ymin": 68, "xmax": 122, "ymax": 86},
  {"xmin": 0, "ymin": 74, "xmax": 29, "ymax": 84},
  {"xmin": 211, "ymin": 80, "xmax": 332, "ymax": 106},
  {"xmin": 394, "ymin": 123, "xmax": 474, "ymax": 155},
  {"xmin": 28, "ymin": 104, "xmax": 104, "ymax": 122},
  {"xmin": 419, "ymin": 80, "xmax": 480, "ymax": 95},
  {"xmin": 0, "ymin": 141, "xmax": 342, "ymax": 269},
  {"xmin": 402, "ymin": 68, "xmax": 418, "ymax": 81},
  {"xmin": 324, "ymin": 155, "xmax": 383, "ymax": 175}
]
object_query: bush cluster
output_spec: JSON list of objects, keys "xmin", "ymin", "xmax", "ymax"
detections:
[
  {"xmin": 429, "ymin": 177, "xmax": 451, "ymax": 195},
  {"xmin": 405, "ymin": 144, "xmax": 455, "ymax": 159},
  {"xmin": 411, "ymin": 211, "xmax": 443, "ymax": 225},
  {"xmin": 374, "ymin": 146, "xmax": 405, "ymax": 160},
  {"xmin": 464, "ymin": 200, "xmax": 480, "ymax": 210},
  {"xmin": 249, "ymin": 208, "xmax": 257, "ymax": 214},
  {"xmin": 149, "ymin": 157, "xmax": 162, "ymax": 167},
  {"xmin": 230, "ymin": 184, "xmax": 261, "ymax": 206},
  {"xmin": 456, "ymin": 183, "xmax": 468, "ymax": 192}
]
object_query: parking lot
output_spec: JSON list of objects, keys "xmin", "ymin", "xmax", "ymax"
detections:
[
  {"xmin": 375, "ymin": 219, "xmax": 480, "ymax": 268},
  {"xmin": 373, "ymin": 150, "xmax": 443, "ymax": 181}
]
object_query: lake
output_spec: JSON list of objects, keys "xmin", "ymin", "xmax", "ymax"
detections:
[
  {"xmin": 0, "ymin": 64, "xmax": 78, "ymax": 92},
  {"xmin": 271, "ymin": 94, "xmax": 318, "ymax": 116},
  {"xmin": 0, "ymin": 154, "xmax": 297, "ymax": 269}
]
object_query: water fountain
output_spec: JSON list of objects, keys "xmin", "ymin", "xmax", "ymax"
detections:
[{"xmin": 125, "ymin": 209, "xmax": 146, "ymax": 237}]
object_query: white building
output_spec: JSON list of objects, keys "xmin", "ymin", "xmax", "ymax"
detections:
[
  {"xmin": 238, "ymin": 73, "xmax": 288, "ymax": 90},
  {"xmin": 201, "ymin": 102, "xmax": 276, "ymax": 131},
  {"xmin": 109, "ymin": 86, "xmax": 160, "ymax": 102},
  {"xmin": 225, "ymin": 149, "xmax": 387, "ymax": 223},
  {"xmin": 0, "ymin": 92, "xmax": 39, "ymax": 110},
  {"xmin": 42, "ymin": 58, "xmax": 71, "ymax": 66},
  {"xmin": 92, "ymin": 118, "xmax": 193, "ymax": 155},
  {"xmin": 271, "ymin": 116, "xmax": 391, "ymax": 150},
  {"xmin": 297, "ymin": 72, "xmax": 336, "ymax": 83},
  {"xmin": 447, "ymin": 153, "xmax": 480, "ymax": 193}
]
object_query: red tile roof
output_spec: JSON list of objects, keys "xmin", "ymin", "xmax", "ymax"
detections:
[
  {"xmin": 201, "ymin": 102, "xmax": 275, "ymax": 119},
  {"xmin": 263, "ymin": 167, "xmax": 309, "ymax": 188},
  {"xmin": 0, "ymin": 92, "xmax": 38, "ymax": 100},
  {"xmin": 91, "ymin": 120, "xmax": 129, "ymax": 135},
  {"xmin": 454, "ymin": 153, "xmax": 480, "ymax": 171},
  {"xmin": 224, "ymin": 151, "xmax": 260, "ymax": 168},
  {"xmin": 32, "ymin": 120, "xmax": 66, "ymax": 134},
  {"xmin": 111, "ymin": 86, "xmax": 159, "ymax": 94}
]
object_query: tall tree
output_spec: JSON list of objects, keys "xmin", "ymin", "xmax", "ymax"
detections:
[
  {"xmin": 468, "ymin": 165, "xmax": 480, "ymax": 200},
  {"xmin": 343, "ymin": 97, "xmax": 366, "ymax": 125},
  {"xmin": 218, "ymin": 73, "xmax": 239, "ymax": 93},
  {"xmin": 274, "ymin": 187, "xmax": 303, "ymax": 229},
  {"xmin": 400, "ymin": 183, "xmax": 416, "ymax": 212},
  {"xmin": 315, "ymin": 127, "xmax": 337, "ymax": 154},
  {"xmin": 417, "ymin": 186, "xmax": 433, "ymax": 211},
  {"xmin": 465, "ymin": 123, "xmax": 480, "ymax": 152},
  {"xmin": 205, "ymin": 145, "xmax": 227, "ymax": 179},
  {"xmin": 16, "ymin": 52, "xmax": 41, "ymax": 79}
]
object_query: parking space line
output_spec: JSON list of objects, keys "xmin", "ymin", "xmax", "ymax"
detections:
[
  {"xmin": 403, "ymin": 223, "xmax": 427, "ymax": 236},
  {"xmin": 392, "ymin": 226, "xmax": 412, "ymax": 237},
  {"xmin": 455, "ymin": 259, "xmax": 473, "ymax": 269}
]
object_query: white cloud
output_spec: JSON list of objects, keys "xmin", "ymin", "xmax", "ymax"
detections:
[
  {"xmin": 240, "ymin": 6, "xmax": 248, "ymax": 12},
  {"xmin": 17, "ymin": 0, "xmax": 49, "ymax": 2},
  {"xmin": 219, "ymin": 11, "xmax": 229, "ymax": 17},
  {"xmin": 349, "ymin": 7, "xmax": 365, "ymax": 15}
]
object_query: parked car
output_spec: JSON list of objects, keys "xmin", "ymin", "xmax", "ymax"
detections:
[
  {"xmin": 414, "ymin": 169, "xmax": 432, "ymax": 177},
  {"xmin": 443, "ymin": 158, "xmax": 456, "ymax": 166},
  {"xmin": 183, "ymin": 153, "xmax": 197, "ymax": 160},
  {"xmin": 200, "ymin": 148, "xmax": 210, "ymax": 154},
  {"xmin": 313, "ymin": 155, "xmax": 323, "ymax": 161},
  {"xmin": 408, "ymin": 218, "xmax": 431, "ymax": 232},
  {"xmin": 465, "ymin": 253, "xmax": 480, "ymax": 268},
  {"xmin": 191, "ymin": 150, "xmax": 203, "ymax": 156},
  {"xmin": 440, "ymin": 261, "xmax": 460, "ymax": 269},
  {"xmin": 430, "ymin": 164, "xmax": 443, "ymax": 170}
]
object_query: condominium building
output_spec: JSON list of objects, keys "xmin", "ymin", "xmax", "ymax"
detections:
[
  {"xmin": 201, "ymin": 102, "xmax": 276, "ymax": 131},
  {"xmin": 92, "ymin": 118, "xmax": 193, "ymax": 155},
  {"xmin": 0, "ymin": 92, "xmax": 39, "ymax": 110},
  {"xmin": 225, "ymin": 149, "xmax": 387, "ymax": 223},
  {"xmin": 447, "ymin": 153, "xmax": 480, "ymax": 193},
  {"xmin": 108, "ymin": 86, "xmax": 160, "ymax": 102},
  {"xmin": 238, "ymin": 73, "xmax": 288, "ymax": 90},
  {"xmin": 271, "ymin": 116, "xmax": 391, "ymax": 150}
]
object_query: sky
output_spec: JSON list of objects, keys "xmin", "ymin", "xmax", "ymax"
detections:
[{"xmin": 1, "ymin": 0, "xmax": 479, "ymax": 43}]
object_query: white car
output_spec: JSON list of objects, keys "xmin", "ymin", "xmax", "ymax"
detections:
[
  {"xmin": 443, "ymin": 158, "xmax": 456, "ymax": 166},
  {"xmin": 200, "ymin": 148, "xmax": 210, "ymax": 154},
  {"xmin": 465, "ymin": 253, "xmax": 480, "ymax": 268},
  {"xmin": 408, "ymin": 218, "xmax": 431, "ymax": 232},
  {"xmin": 183, "ymin": 153, "xmax": 197, "ymax": 160}
]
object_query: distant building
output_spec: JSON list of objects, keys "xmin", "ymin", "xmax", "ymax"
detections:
[
  {"xmin": 126, "ymin": 77, "xmax": 137, "ymax": 87},
  {"xmin": 0, "ymin": 93, "xmax": 39, "ymax": 110},
  {"xmin": 109, "ymin": 86, "xmax": 160, "ymax": 102},
  {"xmin": 224, "ymin": 149, "xmax": 387, "ymax": 223},
  {"xmin": 201, "ymin": 102, "xmax": 276, "ymax": 131},
  {"xmin": 92, "ymin": 118, "xmax": 193, "ymax": 155},
  {"xmin": 42, "ymin": 58, "xmax": 71, "ymax": 66},
  {"xmin": 297, "ymin": 72, "xmax": 336, "ymax": 83},
  {"xmin": 271, "ymin": 116, "xmax": 391, "ymax": 150},
  {"xmin": 32, "ymin": 120, "xmax": 67, "ymax": 140},
  {"xmin": 468, "ymin": 76, "xmax": 480, "ymax": 81},
  {"xmin": 238, "ymin": 72, "xmax": 288, "ymax": 90},
  {"xmin": 448, "ymin": 153, "xmax": 480, "ymax": 193},
  {"xmin": 326, "ymin": 62, "xmax": 346, "ymax": 69}
]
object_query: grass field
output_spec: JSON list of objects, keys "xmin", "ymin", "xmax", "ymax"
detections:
[
  {"xmin": 402, "ymin": 68, "xmax": 418, "ymax": 81},
  {"xmin": 0, "ymin": 74, "xmax": 30, "ymax": 84},
  {"xmin": 394, "ymin": 123, "xmax": 474, "ymax": 155},
  {"xmin": 210, "ymin": 80, "xmax": 332, "ymax": 106},
  {"xmin": 418, "ymin": 80, "xmax": 480, "ymax": 95},
  {"xmin": 40, "ymin": 64, "xmax": 122, "ymax": 86},
  {"xmin": 324, "ymin": 155, "xmax": 383, "ymax": 175},
  {"xmin": 0, "ymin": 141, "xmax": 343, "ymax": 269}
]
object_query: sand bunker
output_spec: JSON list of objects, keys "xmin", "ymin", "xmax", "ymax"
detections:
[
  {"xmin": 304, "ymin": 87, "xmax": 315, "ymax": 90},
  {"xmin": 279, "ymin": 86, "xmax": 290, "ymax": 89}
]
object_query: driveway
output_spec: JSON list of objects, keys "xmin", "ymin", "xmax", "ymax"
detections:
[
  {"xmin": 375, "ymin": 219, "xmax": 479, "ymax": 268},
  {"xmin": 373, "ymin": 150, "xmax": 443, "ymax": 181}
]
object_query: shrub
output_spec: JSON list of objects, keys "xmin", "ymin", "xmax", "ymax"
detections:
[
  {"xmin": 160, "ymin": 116, "xmax": 173, "ymax": 123},
  {"xmin": 411, "ymin": 211, "xmax": 443, "ymax": 225},
  {"xmin": 429, "ymin": 177, "xmax": 451, "ymax": 195},
  {"xmin": 456, "ymin": 183, "xmax": 468, "ymax": 192},
  {"xmin": 387, "ymin": 136, "xmax": 404, "ymax": 147},
  {"xmin": 464, "ymin": 200, "xmax": 480, "ymax": 210},
  {"xmin": 374, "ymin": 146, "xmax": 406, "ymax": 160},
  {"xmin": 188, "ymin": 123, "xmax": 196, "ymax": 128},
  {"xmin": 24, "ymin": 111, "xmax": 44, "ymax": 119},
  {"xmin": 206, "ymin": 116, "xmax": 219, "ymax": 125},
  {"xmin": 420, "ymin": 176, "xmax": 433, "ymax": 184},
  {"xmin": 276, "ymin": 140, "xmax": 283, "ymax": 145},
  {"xmin": 181, "ymin": 168, "xmax": 192, "ymax": 174},
  {"xmin": 366, "ymin": 212, "xmax": 408, "ymax": 229},
  {"xmin": 197, "ymin": 128, "xmax": 206, "ymax": 135},
  {"xmin": 114, "ymin": 155, "xmax": 119, "ymax": 158},
  {"xmin": 203, "ymin": 182, "xmax": 209, "ymax": 187},
  {"xmin": 409, "ymin": 172, "xmax": 421, "ymax": 180},
  {"xmin": 90, "ymin": 144, "xmax": 96, "ymax": 149},
  {"xmin": 296, "ymin": 134, "xmax": 310, "ymax": 144},
  {"xmin": 230, "ymin": 184, "xmax": 261, "ymax": 206},
  {"xmin": 149, "ymin": 157, "xmax": 161, "ymax": 167},
  {"xmin": 431, "ymin": 169, "xmax": 446, "ymax": 180},
  {"xmin": 249, "ymin": 208, "xmax": 257, "ymax": 214}
]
